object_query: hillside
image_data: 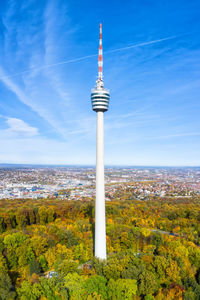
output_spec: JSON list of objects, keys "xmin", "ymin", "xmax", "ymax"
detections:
[{"xmin": 0, "ymin": 197, "xmax": 200, "ymax": 299}]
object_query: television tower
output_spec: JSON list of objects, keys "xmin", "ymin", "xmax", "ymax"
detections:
[{"xmin": 91, "ymin": 23, "xmax": 110, "ymax": 260}]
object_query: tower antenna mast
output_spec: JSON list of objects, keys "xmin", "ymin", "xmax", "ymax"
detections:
[{"xmin": 98, "ymin": 23, "xmax": 103, "ymax": 83}]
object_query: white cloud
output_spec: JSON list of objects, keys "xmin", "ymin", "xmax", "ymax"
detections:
[{"xmin": 5, "ymin": 117, "xmax": 39, "ymax": 137}]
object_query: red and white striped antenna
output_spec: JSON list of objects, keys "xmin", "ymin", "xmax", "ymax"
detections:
[{"xmin": 98, "ymin": 23, "xmax": 103, "ymax": 82}]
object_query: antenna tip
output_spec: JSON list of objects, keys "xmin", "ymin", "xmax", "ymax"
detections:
[{"xmin": 100, "ymin": 23, "xmax": 102, "ymax": 28}]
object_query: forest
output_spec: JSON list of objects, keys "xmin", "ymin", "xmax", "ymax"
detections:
[{"xmin": 0, "ymin": 195, "xmax": 200, "ymax": 299}]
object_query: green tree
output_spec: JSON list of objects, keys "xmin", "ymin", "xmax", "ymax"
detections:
[
  {"xmin": 0, "ymin": 253, "xmax": 8, "ymax": 273},
  {"xmin": 103, "ymin": 258, "xmax": 122, "ymax": 280},
  {"xmin": 153, "ymin": 256, "xmax": 169, "ymax": 284},
  {"xmin": 17, "ymin": 277, "xmax": 68, "ymax": 300},
  {"xmin": 0, "ymin": 271, "xmax": 16, "ymax": 300},
  {"xmin": 17, "ymin": 280, "xmax": 42, "ymax": 300},
  {"xmin": 40, "ymin": 277, "xmax": 68, "ymax": 300},
  {"xmin": 138, "ymin": 270, "xmax": 159, "ymax": 296},
  {"xmin": 183, "ymin": 289, "xmax": 196, "ymax": 300},
  {"xmin": 83, "ymin": 276, "xmax": 108, "ymax": 299},
  {"xmin": 15, "ymin": 210, "xmax": 28, "ymax": 228},
  {"xmin": 16, "ymin": 240, "xmax": 35, "ymax": 267},
  {"xmin": 55, "ymin": 259, "xmax": 78, "ymax": 276},
  {"xmin": 107, "ymin": 278, "xmax": 137, "ymax": 300},
  {"xmin": 47, "ymin": 207, "xmax": 55, "ymax": 223},
  {"xmin": 39, "ymin": 255, "xmax": 47, "ymax": 271},
  {"xmin": 38, "ymin": 207, "xmax": 48, "ymax": 225},
  {"xmin": 29, "ymin": 257, "xmax": 41, "ymax": 276},
  {"xmin": 92, "ymin": 258, "xmax": 107, "ymax": 276},
  {"xmin": 4, "ymin": 232, "xmax": 27, "ymax": 268},
  {"xmin": 145, "ymin": 295, "xmax": 155, "ymax": 300},
  {"xmin": 64, "ymin": 273, "xmax": 85, "ymax": 299},
  {"xmin": 0, "ymin": 216, "xmax": 6, "ymax": 233}
]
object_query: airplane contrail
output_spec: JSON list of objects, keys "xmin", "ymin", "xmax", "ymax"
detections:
[
  {"xmin": 0, "ymin": 35, "xmax": 178, "ymax": 81},
  {"xmin": 105, "ymin": 35, "xmax": 178, "ymax": 53}
]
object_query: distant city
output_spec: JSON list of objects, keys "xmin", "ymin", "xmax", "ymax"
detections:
[{"xmin": 0, "ymin": 165, "xmax": 200, "ymax": 200}]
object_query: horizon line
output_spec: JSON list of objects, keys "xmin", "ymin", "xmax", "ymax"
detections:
[{"xmin": 0, "ymin": 163, "xmax": 199, "ymax": 168}]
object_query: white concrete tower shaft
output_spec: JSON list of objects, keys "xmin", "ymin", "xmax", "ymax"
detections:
[
  {"xmin": 95, "ymin": 111, "xmax": 106, "ymax": 259},
  {"xmin": 91, "ymin": 23, "xmax": 110, "ymax": 260}
]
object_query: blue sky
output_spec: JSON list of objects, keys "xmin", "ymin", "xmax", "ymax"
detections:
[{"xmin": 0, "ymin": 0, "xmax": 200, "ymax": 166}]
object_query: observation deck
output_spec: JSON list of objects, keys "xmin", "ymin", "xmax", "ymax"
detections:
[{"xmin": 91, "ymin": 81, "xmax": 110, "ymax": 112}]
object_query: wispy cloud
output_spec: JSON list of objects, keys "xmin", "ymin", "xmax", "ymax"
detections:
[
  {"xmin": 0, "ymin": 66, "xmax": 65, "ymax": 135},
  {"xmin": 151, "ymin": 132, "xmax": 200, "ymax": 140},
  {"xmin": 0, "ymin": 34, "xmax": 182, "ymax": 81},
  {"xmin": 5, "ymin": 117, "xmax": 39, "ymax": 136},
  {"xmin": 0, "ymin": 1, "xmax": 75, "ymax": 139}
]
